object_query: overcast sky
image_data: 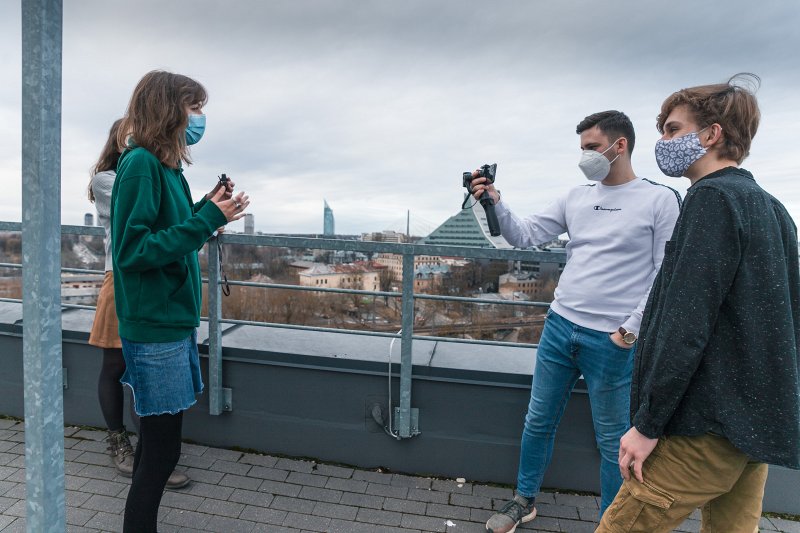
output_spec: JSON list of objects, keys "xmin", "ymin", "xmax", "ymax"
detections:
[{"xmin": 1, "ymin": 1, "xmax": 798, "ymax": 235}]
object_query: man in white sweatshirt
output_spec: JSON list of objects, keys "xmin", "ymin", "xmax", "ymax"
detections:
[{"xmin": 475, "ymin": 111, "xmax": 681, "ymax": 533}]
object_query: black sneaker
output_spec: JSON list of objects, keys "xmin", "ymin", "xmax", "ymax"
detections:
[{"xmin": 485, "ymin": 494, "xmax": 536, "ymax": 533}]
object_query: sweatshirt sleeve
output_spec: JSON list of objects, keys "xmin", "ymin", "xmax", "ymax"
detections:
[
  {"xmin": 495, "ymin": 195, "xmax": 567, "ymax": 248},
  {"xmin": 621, "ymin": 189, "xmax": 681, "ymax": 335},
  {"xmin": 632, "ymin": 186, "xmax": 742, "ymax": 438},
  {"xmin": 112, "ymin": 174, "xmax": 227, "ymax": 273}
]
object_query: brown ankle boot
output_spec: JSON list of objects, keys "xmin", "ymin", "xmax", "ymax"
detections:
[{"xmin": 105, "ymin": 428, "xmax": 134, "ymax": 477}]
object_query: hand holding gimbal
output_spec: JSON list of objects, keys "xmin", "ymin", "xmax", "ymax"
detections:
[{"xmin": 462, "ymin": 163, "xmax": 501, "ymax": 236}]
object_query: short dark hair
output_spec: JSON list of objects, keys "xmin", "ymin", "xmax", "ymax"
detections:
[
  {"xmin": 656, "ymin": 73, "xmax": 760, "ymax": 164},
  {"xmin": 576, "ymin": 110, "xmax": 635, "ymax": 155}
]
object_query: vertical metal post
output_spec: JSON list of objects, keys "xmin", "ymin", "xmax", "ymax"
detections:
[
  {"xmin": 397, "ymin": 253, "xmax": 415, "ymax": 438},
  {"xmin": 207, "ymin": 237, "xmax": 224, "ymax": 415},
  {"xmin": 21, "ymin": 0, "xmax": 65, "ymax": 531}
]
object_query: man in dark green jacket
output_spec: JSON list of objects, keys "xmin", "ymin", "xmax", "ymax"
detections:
[{"xmin": 598, "ymin": 74, "xmax": 799, "ymax": 532}]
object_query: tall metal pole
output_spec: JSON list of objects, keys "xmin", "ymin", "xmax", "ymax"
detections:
[
  {"xmin": 208, "ymin": 237, "xmax": 225, "ymax": 415},
  {"xmin": 21, "ymin": 0, "xmax": 65, "ymax": 531},
  {"xmin": 397, "ymin": 253, "xmax": 415, "ymax": 438}
]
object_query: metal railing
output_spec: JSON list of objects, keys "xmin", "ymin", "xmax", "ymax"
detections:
[{"xmin": 0, "ymin": 220, "xmax": 566, "ymax": 439}]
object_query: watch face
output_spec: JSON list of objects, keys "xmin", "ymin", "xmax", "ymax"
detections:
[{"xmin": 623, "ymin": 332, "xmax": 636, "ymax": 344}]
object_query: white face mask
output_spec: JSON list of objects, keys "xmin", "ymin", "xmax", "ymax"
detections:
[{"xmin": 578, "ymin": 138, "xmax": 621, "ymax": 181}]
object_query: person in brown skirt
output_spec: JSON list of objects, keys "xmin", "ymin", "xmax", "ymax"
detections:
[{"xmin": 87, "ymin": 119, "xmax": 189, "ymax": 489}]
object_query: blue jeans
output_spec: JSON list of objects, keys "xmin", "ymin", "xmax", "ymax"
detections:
[
  {"xmin": 120, "ymin": 330, "xmax": 203, "ymax": 417},
  {"xmin": 517, "ymin": 310, "xmax": 634, "ymax": 517}
]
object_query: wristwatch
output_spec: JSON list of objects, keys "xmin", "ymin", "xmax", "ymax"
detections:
[{"xmin": 618, "ymin": 327, "xmax": 637, "ymax": 345}]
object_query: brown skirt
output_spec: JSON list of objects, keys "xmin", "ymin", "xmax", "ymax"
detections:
[{"xmin": 88, "ymin": 271, "xmax": 122, "ymax": 349}]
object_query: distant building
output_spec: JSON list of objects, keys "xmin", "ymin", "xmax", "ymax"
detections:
[
  {"xmin": 498, "ymin": 271, "xmax": 552, "ymax": 301},
  {"xmin": 61, "ymin": 274, "xmax": 103, "ymax": 305},
  {"xmin": 417, "ymin": 199, "xmax": 512, "ymax": 249},
  {"xmin": 375, "ymin": 253, "xmax": 443, "ymax": 280},
  {"xmin": 361, "ymin": 230, "xmax": 409, "ymax": 243},
  {"xmin": 84, "ymin": 213, "xmax": 94, "ymax": 226},
  {"xmin": 298, "ymin": 262, "xmax": 383, "ymax": 292},
  {"xmin": 243, "ymin": 213, "xmax": 255, "ymax": 234},
  {"xmin": 323, "ymin": 200, "xmax": 335, "ymax": 236}
]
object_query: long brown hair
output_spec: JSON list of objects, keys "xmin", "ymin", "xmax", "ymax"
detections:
[
  {"xmin": 657, "ymin": 73, "xmax": 761, "ymax": 164},
  {"xmin": 88, "ymin": 118, "xmax": 124, "ymax": 202},
  {"xmin": 117, "ymin": 70, "xmax": 207, "ymax": 169}
]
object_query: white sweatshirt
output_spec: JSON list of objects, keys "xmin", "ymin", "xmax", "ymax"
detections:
[
  {"xmin": 90, "ymin": 170, "xmax": 115, "ymax": 272},
  {"xmin": 495, "ymin": 177, "xmax": 681, "ymax": 335}
]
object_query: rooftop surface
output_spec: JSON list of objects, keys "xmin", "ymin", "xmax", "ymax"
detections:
[{"xmin": 1, "ymin": 418, "xmax": 798, "ymax": 533}]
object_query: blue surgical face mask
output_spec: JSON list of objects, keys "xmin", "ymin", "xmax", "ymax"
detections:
[
  {"xmin": 185, "ymin": 113, "xmax": 206, "ymax": 145},
  {"xmin": 654, "ymin": 129, "xmax": 707, "ymax": 177}
]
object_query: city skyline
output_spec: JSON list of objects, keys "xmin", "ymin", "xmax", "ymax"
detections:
[{"xmin": 1, "ymin": 1, "xmax": 799, "ymax": 235}]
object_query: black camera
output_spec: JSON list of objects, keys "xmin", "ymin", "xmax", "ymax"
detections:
[
  {"xmin": 462, "ymin": 164, "xmax": 501, "ymax": 236},
  {"xmin": 218, "ymin": 173, "xmax": 229, "ymax": 186}
]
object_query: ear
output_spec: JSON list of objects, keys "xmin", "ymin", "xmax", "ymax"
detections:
[
  {"xmin": 703, "ymin": 124, "xmax": 724, "ymax": 149},
  {"xmin": 616, "ymin": 137, "xmax": 628, "ymax": 156}
]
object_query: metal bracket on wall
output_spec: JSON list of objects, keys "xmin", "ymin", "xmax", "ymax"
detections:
[
  {"xmin": 392, "ymin": 407, "xmax": 420, "ymax": 437},
  {"xmin": 62, "ymin": 367, "xmax": 67, "ymax": 389},
  {"xmin": 222, "ymin": 387, "xmax": 233, "ymax": 412}
]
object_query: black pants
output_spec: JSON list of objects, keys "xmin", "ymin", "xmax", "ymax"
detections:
[{"xmin": 123, "ymin": 412, "xmax": 183, "ymax": 532}]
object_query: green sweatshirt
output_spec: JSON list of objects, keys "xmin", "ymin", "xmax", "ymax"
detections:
[{"xmin": 110, "ymin": 147, "xmax": 227, "ymax": 342}]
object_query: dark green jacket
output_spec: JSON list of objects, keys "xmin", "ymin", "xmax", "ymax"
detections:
[
  {"xmin": 111, "ymin": 147, "xmax": 227, "ymax": 342},
  {"xmin": 631, "ymin": 167, "xmax": 800, "ymax": 469}
]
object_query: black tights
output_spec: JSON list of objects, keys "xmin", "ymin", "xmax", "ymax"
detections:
[
  {"xmin": 97, "ymin": 348, "xmax": 139, "ymax": 432},
  {"xmin": 123, "ymin": 412, "xmax": 183, "ymax": 532}
]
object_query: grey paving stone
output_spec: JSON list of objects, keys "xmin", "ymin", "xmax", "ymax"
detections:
[
  {"xmin": 73, "ymin": 451, "xmax": 112, "ymax": 467},
  {"xmin": 518, "ymin": 514, "xmax": 561, "ymax": 531},
  {"xmin": 160, "ymin": 490, "xmax": 205, "ymax": 511},
  {"xmin": 184, "ymin": 480, "xmax": 234, "ymax": 499},
  {"xmin": 248, "ymin": 465, "xmax": 290, "ymax": 481},
  {"xmin": 298, "ymin": 485, "xmax": 343, "ymax": 504},
  {"xmin": 211, "ymin": 458, "xmax": 253, "ymax": 476},
  {"xmin": 84, "ymin": 510, "xmax": 124, "ymax": 531},
  {"xmin": 0, "ymin": 514, "xmax": 16, "ymax": 530},
  {"xmin": 355, "ymin": 506, "xmax": 403, "ymax": 526},
  {"xmin": 535, "ymin": 502, "xmax": 580, "ymax": 520},
  {"xmin": 65, "ymin": 489, "xmax": 92, "ymax": 507},
  {"xmin": 72, "ymin": 439, "xmax": 109, "ymax": 454},
  {"xmin": 535, "ymin": 491, "xmax": 557, "ymax": 505},
  {"xmin": 220, "ymin": 472, "xmax": 262, "ymax": 491},
  {"xmin": 240, "ymin": 453, "xmax": 278, "ymax": 468},
  {"xmin": 325, "ymin": 475, "xmax": 368, "ymax": 493},
  {"xmin": 64, "ymin": 448, "xmax": 84, "ymax": 462},
  {"xmin": 313, "ymin": 463, "xmax": 354, "ymax": 479},
  {"xmin": 259, "ymin": 479, "xmax": 302, "ymax": 497},
  {"xmin": 771, "ymin": 517, "xmax": 800, "ymax": 533},
  {"xmin": 407, "ymin": 487, "xmax": 450, "ymax": 504},
  {"xmin": 202, "ymin": 447, "xmax": 243, "ymax": 462},
  {"xmin": 286, "ymin": 470, "xmax": 329, "ymax": 488},
  {"xmin": 0, "ymin": 452, "xmax": 16, "ymax": 466},
  {"xmin": 427, "ymin": 502, "xmax": 472, "ymax": 520},
  {"xmin": 275, "ymin": 457, "xmax": 316, "ymax": 474},
  {"xmin": 0, "ymin": 494, "xmax": 16, "ymax": 512},
  {"xmin": 81, "ymin": 494, "xmax": 126, "ymax": 514},
  {"xmin": 73, "ymin": 429, "xmax": 107, "ymax": 441},
  {"xmin": 3, "ymin": 498, "xmax": 25, "ymax": 517},
  {"xmin": 197, "ymin": 496, "xmax": 245, "ymax": 518},
  {"xmin": 64, "ymin": 425, "xmax": 81, "ymax": 437},
  {"xmin": 470, "ymin": 508, "xmax": 493, "ymax": 523},
  {"xmin": 0, "ymin": 441, "xmax": 15, "ymax": 453},
  {"xmin": 203, "ymin": 514, "xmax": 256, "ymax": 532},
  {"xmin": 250, "ymin": 525, "xmax": 300, "ymax": 533},
  {"xmin": 312, "ymin": 501, "xmax": 359, "ymax": 520},
  {"xmin": 352, "ymin": 469, "xmax": 394, "ymax": 485},
  {"xmin": 432, "ymin": 479, "xmax": 474, "ymax": 495},
  {"xmin": 472, "ymin": 484, "xmax": 514, "ymax": 500},
  {"xmin": 78, "ymin": 478, "xmax": 128, "ymax": 498},
  {"xmin": 674, "ymin": 517, "xmax": 701, "ymax": 532},
  {"xmin": 3, "ymin": 482, "xmax": 25, "ymax": 499},
  {"xmin": 270, "ymin": 494, "xmax": 316, "ymax": 514},
  {"xmin": 0, "ymin": 419, "xmax": 18, "ymax": 429},
  {"xmin": 339, "ymin": 491, "xmax": 385, "ymax": 510},
  {"xmin": 282, "ymin": 511, "xmax": 332, "ymax": 532},
  {"xmin": 184, "ymin": 465, "xmax": 225, "ymax": 484},
  {"xmin": 0, "ymin": 479, "xmax": 15, "ymax": 496},
  {"xmin": 177, "ymin": 453, "xmax": 216, "ymax": 469},
  {"xmin": 65, "ymin": 505, "xmax": 96, "ymax": 527},
  {"xmin": 1, "ymin": 517, "xmax": 24, "ymax": 533},
  {"xmin": 0, "ymin": 465, "xmax": 17, "ymax": 480},
  {"xmin": 554, "ymin": 493, "xmax": 598, "ymax": 509},
  {"xmin": 180, "ymin": 442, "xmax": 209, "ymax": 456},
  {"xmin": 450, "ymin": 493, "xmax": 493, "ymax": 510},
  {"xmin": 556, "ymin": 518, "xmax": 597, "ymax": 532},
  {"xmin": 161, "ymin": 507, "xmax": 212, "ymax": 529},
  {"xmin": 228, "ymin": 487, "xmax": 274, "ymax": 507},
  {"xmin": 446, "ymin": 520, "xmax": 492, "ymax": 532},
  {"xmin": 5, "ymin": 456, "xmax": 24, "ymax": 470},
  {"xmin": 401, "ymin": 513, "xmax": 449, "ymax": 532},
  {"xmin": 367, "ymin": 482, "xmax": 409, "ymax": 499},
  {"xmin": 392, "ymin": 473, "xmax": 432, "ymax": 489},
  {"xmin": 239, "ymin": 504, "xmax": 288, "ymax": 525},
  {"xmin": 383, "ymin": 496, "xmax": 427, "ymax": 515}
]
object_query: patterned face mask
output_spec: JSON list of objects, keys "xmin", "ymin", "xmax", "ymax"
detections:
[{"xmin": 654, "ymin": 129, "xmax": 707, "ymax": 177}]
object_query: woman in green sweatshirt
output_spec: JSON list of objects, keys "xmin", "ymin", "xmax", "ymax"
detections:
[{"xmin": 111, "ymin": 70, "xmax": 249, "ymax": 533}]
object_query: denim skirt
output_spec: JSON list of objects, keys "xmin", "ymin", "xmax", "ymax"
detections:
[{"xmin": 120, "ymin": 329, "xmax": 204, "ymax": 416}]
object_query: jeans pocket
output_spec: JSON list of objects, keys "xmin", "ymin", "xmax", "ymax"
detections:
[{"xmin": 605, "ymin": 479, "xmax": 675, "ymax": 531}]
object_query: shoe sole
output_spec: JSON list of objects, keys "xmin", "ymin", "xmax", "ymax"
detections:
[
  {"xmin": 485, "ymin": 508, "xmax": 537, "ymax": 532},
  {"xmin": 166, "ymin": 478, "xmax": 191, "ymax": 490}
]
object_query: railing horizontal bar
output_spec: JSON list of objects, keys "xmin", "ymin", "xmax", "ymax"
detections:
[
  {"xmin": 204, "ymin": 278, "xmax": 398, "ymax": 298},
  {"xmin": 215, "ymin": 317, "xmax": 402, "ymax": 339},
  {"xmin": 415, "ymin": 293, "xmax": 550, "ymax": 307}
]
